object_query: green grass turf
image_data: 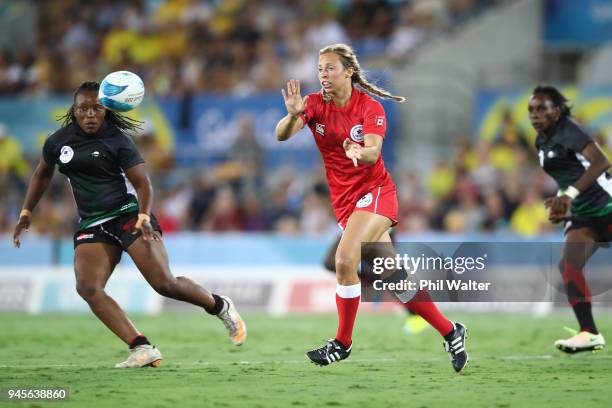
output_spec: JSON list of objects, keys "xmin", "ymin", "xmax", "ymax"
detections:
[{"xmin": 0, "ymin": 312, "xmax": 611, "ymax": 408}]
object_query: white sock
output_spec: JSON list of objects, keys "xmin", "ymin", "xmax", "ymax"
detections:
[{"xmin": 336, "ymin": 283, "xmax": 361, "ymax": 298}]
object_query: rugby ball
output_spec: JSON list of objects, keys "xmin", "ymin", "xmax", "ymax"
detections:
[{"xmin": 99, "ymin": 71, "xmax": 145, "ymax": 112}]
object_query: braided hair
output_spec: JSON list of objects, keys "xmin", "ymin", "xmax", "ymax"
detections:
[
  {"xmin": 319, "ymin": 44, "xmax": 405, "ymax": 103},
  {"xmin": 532, "ymin": 85, "xmax": 572, "ymax": 118},
  {"xmin": 58, "ymin": 81, "xmax": 143, "ymax": 134}
]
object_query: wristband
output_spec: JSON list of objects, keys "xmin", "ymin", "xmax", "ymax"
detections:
[
  {"xmin": 137, "ymin": 213, "xmax": 151, "ymax": 223},
  {"xmin": 19, "ymin": 209, "xmax": 32, "ymax": 218},
  {"xmin": 563, "ymin": 186, "xmax": 580, "ymax": 200}
]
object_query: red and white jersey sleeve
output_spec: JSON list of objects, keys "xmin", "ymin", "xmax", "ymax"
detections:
[
  {"xmin": 362, "ymin": 99, "xmax": 386, "ymax": 138},
  {"xmin": 300, "ymin": 93, "xmax": 320, "ymax": 128}
]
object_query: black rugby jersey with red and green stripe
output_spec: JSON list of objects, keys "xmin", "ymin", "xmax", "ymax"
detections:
[
  {"xmin": 42, "ymin": 122, "xmax": 144, "ymax": 230},
  {"xmin": 535, "ymin": 116, "xmax": 612, "ymax": 218}
]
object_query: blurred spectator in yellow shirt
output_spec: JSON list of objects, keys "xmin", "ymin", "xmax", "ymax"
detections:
[
  {"xmin": 510, "ymin": 186, "xmax": 551, "ymax": 236},
  {"xmin": 427, "ymin": 160, "xmax": 455, "ymax": 200},
  {"xmin": 0, "ymin": 123, "xmax": 29, "ymax": 180},
  {"xmin": 490, "ymin": 109, "xmax": 531, "ymax": 171}
]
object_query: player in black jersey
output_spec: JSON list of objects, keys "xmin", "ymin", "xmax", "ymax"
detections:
[
  {"xmin": 12, "ymin": 82, "xmax": 246, "ymax": 367},
  {"xmin": 530, "ymin": 85, "xmax": 608, "ymax": 353}
]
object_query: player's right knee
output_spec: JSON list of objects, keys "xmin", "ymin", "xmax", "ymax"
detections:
[
  {"xmin": 76, "ymin": 283, "xmax": 103, "ymax": 301},
  {"xmin": 335, "ymin": 256, "xmax": 358, "ymax": 276}
]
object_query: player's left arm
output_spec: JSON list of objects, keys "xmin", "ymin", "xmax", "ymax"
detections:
[
  {"xmin": 546, "ymin": 142, "xmax": 610, "ymax": 222},
  {"xmin": 572, "ymin": 142, "xmax": 610, "ymax": 192},
  {"xmin": 124, "ymin": 163, "xmax": 159, "ymax": 240},
  {"xmin": 343, "ymin": 134, "xmax": 383, "ymax": 166},
  {"xmin": 344, "ymin": 100, "xmax": 386, "ymax": 166}
]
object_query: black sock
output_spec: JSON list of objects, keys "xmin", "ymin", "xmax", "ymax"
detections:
[
  {"xmin": 129, "ymin": 335, "xmax": 151, "ymax": 349},
  {"xmin": 209, "ymin": 294, "xmax": 226, "ymax": 315},
  {"xmin": 334, "ymin": 338, "xmax": 350, "ymax": 349},
  {"xmin": 443, "ymin": 323, "xmax": 457, "ymax": 341},
  {"xmin": 572, "ymin": 302, "xmax": 598, "ymax": 334}
]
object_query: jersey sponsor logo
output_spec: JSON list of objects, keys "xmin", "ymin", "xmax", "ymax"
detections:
[
  {"xmin": 90, "ymin": 151, "xmax": 101, "ymax": 158},
  {"xmin": 350, "ymin": 125, "xmax": 364, "ymax": 142},
  {"xmin": 59, "ymin": 146, "xmax": 74, "ymax": 164},
  {"xmin": 76, "ymin": 233, "xmax": 94, "ymax": 241},
  {"xmin": 315, "ymin": 123, "xmax": 325, "ymax": 136},
  {"xmin": 547, "ymin": 150, "xmax": 555, "ymax": 158},
  {"xmin": 356, "ymin": 192, "xmax": 373, "ymax": 208},
  {"xmin": 376, "ymin": 116, "xmax": 384, "ymax": 126}
]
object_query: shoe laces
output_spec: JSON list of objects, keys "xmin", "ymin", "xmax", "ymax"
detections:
[{"xmin": 317, "ymin": 339, "xmax": 337, "ymax": 355}]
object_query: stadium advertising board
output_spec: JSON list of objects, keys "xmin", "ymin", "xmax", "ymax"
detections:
[
  {"xmin": 545, "ymin": 0, "xmax": 612, "ymax": 48},
  {"xmin": 475, "ymin": 86, "xmax": 612, "ymax": 143}
]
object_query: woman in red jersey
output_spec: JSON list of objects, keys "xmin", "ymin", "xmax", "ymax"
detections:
[{"xmin": 275, "ymin": 44, "xmax": 468, "ymax": 372}]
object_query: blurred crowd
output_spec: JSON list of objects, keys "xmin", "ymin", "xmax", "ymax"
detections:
[
  {"xmin": 1, "ymin": 0, "xmax": 506, "ymax": 96},
  {"xmin": 1, "ymin": 108, "xmax": 590, "ymax": 238},
  {"xmin": 1, "ymin": 0, "xmax": 571, "ymax": 239}
]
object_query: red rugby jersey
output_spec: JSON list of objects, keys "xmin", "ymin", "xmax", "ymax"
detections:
[{"xmin": 300, "ymin": 87, "xmax": 393, "ymax": 213}]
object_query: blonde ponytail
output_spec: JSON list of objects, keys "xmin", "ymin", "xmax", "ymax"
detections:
[{"xmin": 319, "ymin": 44, "xmax": 405, "ymax": 103}]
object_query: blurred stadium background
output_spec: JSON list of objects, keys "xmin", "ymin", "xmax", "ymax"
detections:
[
  {"xmin": 1, "ymin": 0, "xmax": 612, "ymax": 329},
  {"xmin": 2, "ymin": 1, "xmax": 612, "ymax": 407}
]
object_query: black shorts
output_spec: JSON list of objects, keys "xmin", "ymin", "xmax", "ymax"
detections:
[
  {"xmin": 73, "ymin": 212, "xmax": 162, "ymax": 250},
  {"xmin": 564, "ymin": 213, "xmax": 612, "ymax": 243}
]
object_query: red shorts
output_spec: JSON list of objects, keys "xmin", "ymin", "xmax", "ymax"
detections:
[{"xmin": 336, "ymin": 183, "xmax": 398, "ymax": 230}]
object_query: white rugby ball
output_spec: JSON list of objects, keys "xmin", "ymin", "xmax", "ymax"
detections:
[{"xmin": 99, "ymin": 71, "xmax": 145, "ymax": 112}]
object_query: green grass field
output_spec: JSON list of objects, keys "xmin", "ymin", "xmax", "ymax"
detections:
[{"xmin": 1, "ymin": 312, "xmax": 611, "ymax": 408}]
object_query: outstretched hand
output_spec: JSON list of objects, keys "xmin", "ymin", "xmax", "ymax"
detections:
[
  {"xmin": 13, "ymin": 216, "xmax": 31, "ymax": 248},
  {"xmin": 281, "ymin": 79, "xmax": 308, "ymax": 117},
  {"xmin": 343, "ymin": 138, "xmax": 363, "ymax": 167}
]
